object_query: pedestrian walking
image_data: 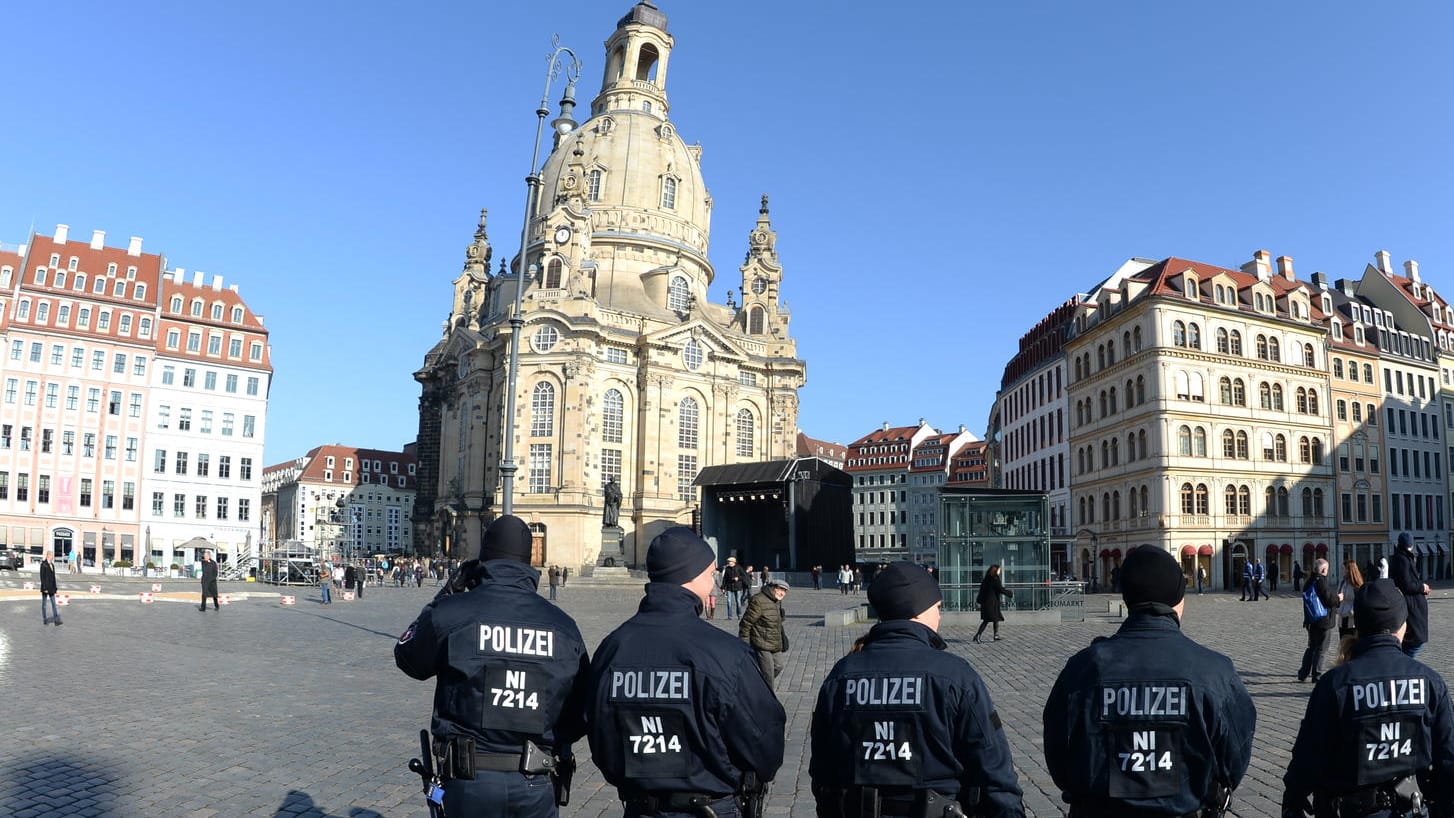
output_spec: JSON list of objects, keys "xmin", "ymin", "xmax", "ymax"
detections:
[
  {"xmin": 973, "ymin": 564, "xmax": 1013, "ymax": 643},
  {"xmin": 395, "ymin": 515, "xmax": 590, "ymax": 817},
  {"xmin": 810, "ymin": 561, "xmax": 1024, "ymax": 818},
  {"xmin": 40, "ymin": 550, "xmax": 62, "ymax": 626},
  {"xmin": 1281, "ymin": 579, "xmax": 1454, "ymax": 818},
  {"xmin": 1270, "ymin": 560, "xmax": 1280, "ymax": 592},
  {"xmin": 561, "ymin": 567, "xmax": 569, "ymax": 586},
  {"xmin": 1292, "ymin": 560, "xmax": 1304, "ymax": 592},
  {"xmin": 1253, "ymin": 557, "xmax": 1268, "ymax": 600},
  {"xmin": 319, "ymin": 562, "xmax": 332, "ymax": 605},
  {"xmin": 851, "ymin": 567, "xmax": 862, "ymax": 595},
  {"xmin": 68, "ymin": 550, "xmax": 79, "ymax": 575},
  {"xmin": 1388, "ymin": 532, "xmax": 1431, "ymax": 658},
  {"xmin": 721, "ymin": 556, "xmax": 748, "ymax": 619},
  {"xmin": 811, "ymin": 564, "xmax": 821, "ymax": 590},
  {"xmin": 548, "ymin": 564, "xmax": 561, "ymax": 601},
  {"xmin": 837, "ymin": 564, "xmax": 851, "ymax": 595},
  {"xmin": 198, "ymin": 550, "xmax": 220, "ymax": 611},
  {"xmin": 704, "ymin": 570, "xmax": 718, "ymax": 620},
  {"xmin": 1336, "ymin": 559, "xmax": 1363, "ymax": 638},
  {"xmin": 1196, "ymin": 563, "xmax": 1207, "ymax": 594},
  {"xmin": 1296, "ymin": 558, "xmax": 1341, "ymax": 683},
  {"xmin": 1044, "ymin": 545, "xmax": 1255, "ymax": 817},
  {"xmin": 356, "ymin": 564, "xmax": 365, "ymax": 599},
  {"xmin": 585, "ymin": 526, "xmax": 784, "ymax": 818},
  {"xmin": 740, "ymin": 578, "xmax": 789, "ymax": 692}
]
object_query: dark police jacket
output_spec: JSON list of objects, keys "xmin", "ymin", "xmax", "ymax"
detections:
[
  {"xmin": 1283, "ymin": 634, "xmax": 1454, "ymax": 805},
  {"xmin": 394, "ymin": 560, "xmax": 590, "ymax": 755},
  {"xmin": 1043, "ymin": 608, "xmax": 1255, "ymax": 817},
  {"xmin": 809, "ymin": 620, "xmax": 1025, "ymax": 818},
  {"xmin": 1389, "ymin": 548, "xmax": 1430, "ymax": 649},
  {"xmin": 586, "ymin": 583, "xmax": 785, "ymax": 798}
]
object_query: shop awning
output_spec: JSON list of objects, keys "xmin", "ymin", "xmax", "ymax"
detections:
[
  {"xmin": 1198, "ymin": 544, "xmax": 1214, "ymax": 556},
  {"xmin": 1315, "ymin": 543, "xmax": 1328, "ymax": 553},
  {"xmin": 1181, "ymin": 545, "xmax": 1197, "ymax": 556},
  {"xmin": 1414, "ymin": 543, "xmax": 1429, "ymax": 556},
  {"xmin": 1280, "ymin": 544, "xmax": 1293, "ymax": 554},
  {"xmin": 1099, "ymin": 549, "xmax": 1111, "ymax": 558},
  {"xmin": 1109, "ymin": 548, "xmax": 1122, "ymax": 558},
  {"xmin": 1265, "ymin": 544, "xmax": 1279, "ymax": 554},
  {"xmin": 1302, "ymin": 542, "xmax": 1315, "ymax": 552},
  {"xmin": 1436, "ymin": 543, "xmax": 1450, "ymax": 555}
]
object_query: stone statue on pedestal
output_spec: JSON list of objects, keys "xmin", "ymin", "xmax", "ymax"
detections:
[{"xmin": 602, "ymin": 479, "xmax": 622, "ymax": 527}]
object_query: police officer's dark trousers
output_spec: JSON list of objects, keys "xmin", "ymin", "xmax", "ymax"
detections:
[{"xmin": 443, "ymin": 770, "xmax": 555, "ymax": 818}]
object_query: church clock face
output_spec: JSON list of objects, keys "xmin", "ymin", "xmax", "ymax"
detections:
[
  {"xmin": 554, "ymin": 225, "xmax": 572, "ymax": 245},
  {"xmin": 752, "ymin": 277, "xmax": 768, "ymax": 295}
]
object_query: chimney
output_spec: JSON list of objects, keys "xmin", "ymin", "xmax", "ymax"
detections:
[
  {"xmin": 192, "ymin": 270, "xmax": 204, "ymax": 287},
  {"xmin": 1240, "ymin": 250, "xmax": 1271, "ymax": 278},
  {"xmin": 1275, "ymin": 255, "xmax": 1295, "ymax": 282},
  {"xmin": 1310, "ymin": 272, "xmax": 1329, "ymax": 289},
  {"xmin": 90, "ymin": 230, "xmax": 106, "ymax": 250},
  {"xmin": 54, "ymin": 224, "xmax": 69, "ymax": 244},
  {"xmin": 881, "ymin": 422, "xmax": 890, "ymax": 432},
  {"xmin": 918, "ymin": 417, "xmax": 927, "ymax": 427},
  {"xmin": 1405, "ymin": 260, "xmax": 1421, "ymax": 283},
  {"xmin": 1375, "ymin": 250, "xmax": 1392, "ymax": 275},
  {"xmin": 211, "ymin": 274, "xmax": 224, "ymax": 290},
  {"xmin": 1336, "ymin": 278, "xmax": 1357, "ymax": 297},
  {"xmin": 229, "ymin": 284, "xmax": 240, "ymax": 293},
  {"xmin": 127, "ymin": 236, "xmax": 143, "ymax": 256},
  {"xmin": 173, "ymin": 267, "xmax": 185, "ymax": 284}
]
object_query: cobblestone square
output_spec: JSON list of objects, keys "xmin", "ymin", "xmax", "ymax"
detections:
[{"xmin": 3, "ymin": 572, "xmax": 1451, "ymax": 817}]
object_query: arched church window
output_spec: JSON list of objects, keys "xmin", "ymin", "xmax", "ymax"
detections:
[
  {"xmin": 543, "ymin": 258, "xmax": 564, "ymax": 289},
  {"xmin": 587, "ymin": 169, "xmax": 602, "ymax": 201},
  {"xmin": 748, "ymin": 306, "xmax": 764, "ymax": 335},
  {"xmin": 661, "ymin": 176, "xmax": 677, "ymax": 210},
  {"xmin": 678, "ymin": 397, "xmax": 699, "ymax": 450},
  {"xmin": 530, "ymin": 382, "xmax": 555, "ymax": 437},
  {"xmin": 667, "ymin": 276, "xmax": 690, "ymax": 312},
  {"xmin": 602, "ymin": 389, "xmax": 624, "ymax": 444},
  {"xmin": 736, "ymin": 409, "xmax": 755, "ymax": 458}
]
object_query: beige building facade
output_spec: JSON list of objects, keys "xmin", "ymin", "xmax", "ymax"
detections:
[{"xmin": 413, "ymin": 2, "xmax": 805, "ymax": 568}]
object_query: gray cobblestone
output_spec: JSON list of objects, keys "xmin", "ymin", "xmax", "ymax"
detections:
[{"xmin": 2, "ymin": 574, "xmax": 1452, "ymax": 816}]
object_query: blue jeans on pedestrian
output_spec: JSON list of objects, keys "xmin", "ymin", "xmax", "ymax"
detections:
[
  {"xmin": 549, "ymin": 585, "xmax": 558, "ymax": 600},
  {"xmin": 443, "ymin": 770, "xmax": 554, "ymax": 818},
  {"xmin": 726, "ymin": 589, "xmax": 744, "ymax": 618},
  {"xmin": 41, "ymin": 594, "xmax": 60, "ymax": 623},
  {"xmin": 321, "ymin": 583, "xmax": 331, "ymax": 604}
]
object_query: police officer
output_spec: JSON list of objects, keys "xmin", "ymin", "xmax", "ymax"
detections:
[
  {"xmin": 586, "ymin": 526, "xmax": 784, "ymax": 818},
  {"xmin": 810, "ymin": 561, "xmax": 1025, "ymax": 818},
  {"xmin": 1282, "ymin": 579, "xmax": 1454, "ymax": 818},
  {"xmin": 395, "ymin": 515, "xmax": 590, "ymax": 818},
  {"xmin": 1043, "ymin": 545, "xmax": 1255, "ymax": 817}
]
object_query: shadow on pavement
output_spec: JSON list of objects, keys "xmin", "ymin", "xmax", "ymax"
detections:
[
  {"xmin": 306, "ymin": 613, "xmax": 404, "ymax": 640},
  {"xmin": 1, "ymin": 753, "xmax": 118, "ymax": 815},
  {"xmin": 272, "ymin": 789, "xmax": 385, "ymax": 818}
]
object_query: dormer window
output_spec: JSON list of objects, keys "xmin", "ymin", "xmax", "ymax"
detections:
[
  {"xmin": 660, "ymin": 176, "xmax": 678, "ymax": 210},
  {"xmin": 67, "ymin": 257, "xmax": 79, "ymax": 271},
  {"xmin": 587, "ymin": 168, "xmax": 603, "ymax": 201},
  {"xmin": 171, "ymin": 296, "xmax": 183, "ymax": 313},
  {"xmin": 1183, "ymin": 277, "xmax": 1198, "ymax": 299},
  {"xmin": 1332, "ymin": 320, "xmax": 1343, "ymax": 340},
  {"xmin": 667, "ymin": 275, "xmax": 690, "ymax": 312}
]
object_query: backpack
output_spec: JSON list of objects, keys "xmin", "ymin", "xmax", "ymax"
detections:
[{"xmin": 1302, "ymin": 580, "xmax": 1327, "ymax": 624}]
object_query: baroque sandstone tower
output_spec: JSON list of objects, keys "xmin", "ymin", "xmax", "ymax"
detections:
[{"xmin": 413, "ymin": 2, "xmax": 806, "ymax": 568}]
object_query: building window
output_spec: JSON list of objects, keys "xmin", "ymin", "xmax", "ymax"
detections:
[
  {"xmin": 678, "ymin": 397, "xmax": 699, "ymax": 450},
  {"xmin": 736, "ymin": 408, "xmax": 755, "ymax": 457},
  {"xmin": 677, "ymin": 454, "xmax": 698, "ymax": 502},
  {"xmin": 174, "ymin": 494, "xmax": 186, "ymax": 517},
  {"xmin": 587, "ymin": 168, "xmax": 602, "ymax": 201},
  {"xmin": 682, "ymin": 339, "xmax": 704, "ymax": 371},
  {"xmin": 748, "ymin": 306, "xmax": 765, "ymax": 335},
  {"xmin": 602, "ymin": 389, "xmax": 624, "ymax": 444},
  {"xmin": 667, "ymin": 276, "xmax": 690, "ymax": 312},
  {"xmin": 528, "ymin": 443, "xmax": 553, "ymax": 493},
  {"xmin": 530, "ymin": 382, "xmax": 555, "ymax": 437},
  {"xmin": 660, "ymin": 176, "xmax": 678, "ymax": 210}
]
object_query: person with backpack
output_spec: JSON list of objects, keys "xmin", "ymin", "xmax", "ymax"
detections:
[{"xmin": 1296, "ymin": 558, "xmax": 1342, "ymax": 683}]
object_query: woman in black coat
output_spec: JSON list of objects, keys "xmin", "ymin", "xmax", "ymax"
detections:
[{"xmin": 973, "ymin": 564, "xmax": 1013, "ymax": 642}]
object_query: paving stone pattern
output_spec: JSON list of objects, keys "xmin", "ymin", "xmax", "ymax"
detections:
[{"xmin": 2, "ymin": 572, "xmax": 1451, "ymax": 817}]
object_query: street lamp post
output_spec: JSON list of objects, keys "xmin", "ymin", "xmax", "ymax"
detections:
[{"xmin": 500, "ymin": 38, "xmax": 581, "ymax": 516}]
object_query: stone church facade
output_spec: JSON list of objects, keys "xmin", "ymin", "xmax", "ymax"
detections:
[{"xmin": 413, "ymin": 1, "xmax": 806, "ymax": 568}]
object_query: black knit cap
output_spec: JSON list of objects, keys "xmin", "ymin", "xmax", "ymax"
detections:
[
  {"xmin": 479, "ymin": 515, "xmax": 533, "ymax": 563},
  {"xmin": 1120, "ymin": 545, "xmax": 1185, "ymax": 607},
  {"xmin": 647, "ymin": 526, "xmax": 716, "ymax": 584},
  {"xmin": 1355, "ymin": 579, "xmax": 1408, "ymax": 635},
  {"xmin": 868, "ymin": 561, "xmax": 942, "ymax": 621},
  {"xmin": 1397, "ymin": 531, "xmax": 1414, "ymax": 550}
]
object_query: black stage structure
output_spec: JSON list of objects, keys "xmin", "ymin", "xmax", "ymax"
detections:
[{"xmin": 694, "ymin": 457, "xmax": 852, "ymax": 571}]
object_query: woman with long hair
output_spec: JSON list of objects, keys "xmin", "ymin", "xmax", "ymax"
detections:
[
  {"xmin": 1336, "ymin": 559, "xmax": 1364, "ymax": 637},
  {"xmin": 974, "ymin": 564, "xmax": 1014, "ymax": 642}
]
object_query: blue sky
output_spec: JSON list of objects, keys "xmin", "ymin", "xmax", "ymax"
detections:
[{"xmin": 2, "ymin": 2, "xmax": 1450, "ymax": 464}]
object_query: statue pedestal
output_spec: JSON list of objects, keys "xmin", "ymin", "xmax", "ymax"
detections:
[{"xmin": 598, "ymin": 526, "xmax": 625, "ymax": 567}]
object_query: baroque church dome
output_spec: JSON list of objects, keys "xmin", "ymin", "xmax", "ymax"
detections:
[{"xmin": 532, "ymin": 0, "xmax": 716, "ymax": 294}]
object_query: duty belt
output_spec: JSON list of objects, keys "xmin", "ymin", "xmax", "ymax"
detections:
[
  {"xmin": 434, "ymin": 735, "xmax": 556, "ymax": 779},
  {"xmin": 623, "ymin": 792, "xmax": 736, "ymax": 818},
  {"xmin": 812, "ymin": 786, "xmax": 966, "ymax": 818}
]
